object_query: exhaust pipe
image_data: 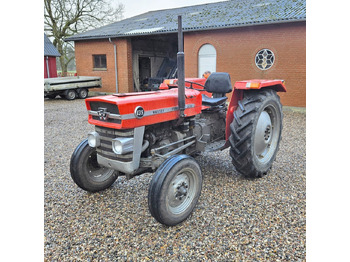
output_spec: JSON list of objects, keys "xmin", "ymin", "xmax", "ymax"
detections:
[{"xmin": 177, "ymin": 15, "xmax": 186, "ymax": 118}]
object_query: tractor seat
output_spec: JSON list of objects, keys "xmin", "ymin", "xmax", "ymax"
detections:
[
  {"xmin": 202, "ymin": 94, "xmax": 227, "ymax": 107},
  {"xmin": 202, "ymin": 72, "xmax": 232, "ymax": 107}
]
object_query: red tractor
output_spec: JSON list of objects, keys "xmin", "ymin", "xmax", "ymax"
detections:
[{"xmin": 70, "ymin": 16, "xmax": 286, "ymax": 226}]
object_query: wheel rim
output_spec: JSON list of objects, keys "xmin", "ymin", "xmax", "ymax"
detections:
[
  {"xmin": 80, "ymin": 89, "xmax": 87, "ymax": 98},
  {"xmin": 254, "ymin": 104, "xmax": 280, "ymax": 164},
  {"xmin": 166, "ymin": 168, "xmax": 198, "ymax": 215},
  {"xmin": 67, "ymin": 91, "xmax": 76, "ymax": 100},
  {"xmin": 85, "ymin": 151, "xmax": 114, "ymax": 182}
]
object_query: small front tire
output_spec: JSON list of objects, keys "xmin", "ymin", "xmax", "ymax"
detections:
[
  {"xmin": 70, "ymin": 139, "xmax": 118, "ymax": 192},
  {"xmin": 148, "ymin": 155, "xmax": 202, "ymax": 226}
]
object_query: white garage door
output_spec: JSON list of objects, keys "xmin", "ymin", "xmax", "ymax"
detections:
[{"xmin": 198, "ymin": 44, "xmax": 217, "ymax": 78}]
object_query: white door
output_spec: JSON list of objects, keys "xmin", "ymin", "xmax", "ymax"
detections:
[{"xmin": 198, "ymin": 44, "xmax": 217, "ymax": 78}]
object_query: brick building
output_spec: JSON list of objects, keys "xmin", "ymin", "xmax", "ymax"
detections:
[{"xmin": 66, "ymin": 0, "xmax": 306, "ymax": 107}]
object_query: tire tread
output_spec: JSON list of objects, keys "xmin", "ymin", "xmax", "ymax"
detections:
[{"xmin": 229, "ymin": 89, "xmax": 283, "ymax": 178}]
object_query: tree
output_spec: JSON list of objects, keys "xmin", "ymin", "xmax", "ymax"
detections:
[{"xmin": 44, "ymin": 0, "xmax": 124, "ymax": 76}]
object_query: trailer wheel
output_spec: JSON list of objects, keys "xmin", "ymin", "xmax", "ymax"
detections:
[
  {"xmin": 46, "ymin": 94, "xmax": 56, "ymax": 99},
  {"xmin": 65, "ymin": 89, "xmax": 77, "ymax": 100},
  {"xmin": 78, "ymin": 88, "xmax": 88, "ymax": 99},
  {"xmin": 229, "ymin": 89, "xmax": 283, "ymax": 178},
  {"xmin": 70, "ymin": 139, "xmax": 118, "ymax": 192},
  {"xmin": 148, "ymin": 155, "xmax": 202, "ymax": 226}
]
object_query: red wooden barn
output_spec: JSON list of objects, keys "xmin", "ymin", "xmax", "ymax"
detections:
[{"xmin": 44, "ymin": 33, "xmax": 61, "ymax": 78}]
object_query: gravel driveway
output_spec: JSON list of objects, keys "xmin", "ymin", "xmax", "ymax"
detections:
[{"xmin": 44, "ymin": 98, "xmax": 306, "ymax": 261}]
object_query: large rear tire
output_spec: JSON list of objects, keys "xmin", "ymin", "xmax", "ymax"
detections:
[
  {"xmin": 229, "ymin": 89, "xmax": 283, "ymax": 178},
  {"xmin": 70, "ymin": 139, "xmax": 118, "ymax": 192},
  {"xmin": 148, "ymin": 155, "xmax": 202, "ymax": 226}
]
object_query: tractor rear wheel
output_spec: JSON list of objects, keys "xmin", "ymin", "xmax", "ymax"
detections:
[
  {"xmin": 148, "ymin": 155, "xmax": 202, "ymax": 226},
  {"xmin": 229, "ymin": 89, "xmax": 283, "ymax": 178}
]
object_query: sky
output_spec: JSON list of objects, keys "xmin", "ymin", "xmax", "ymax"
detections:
[{"xmin": 118, "ymin": 0, "xmax": 226, "ymax": 19}]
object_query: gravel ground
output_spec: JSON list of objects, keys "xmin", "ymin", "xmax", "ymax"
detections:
[{"xmin": 44, "ymin": 97, "xmax": 306, "ymax": 261}]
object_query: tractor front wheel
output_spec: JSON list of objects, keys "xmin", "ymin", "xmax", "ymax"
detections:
[
  {"xmin": 148, "ymin": 155, "xmax": 202, "ymax": 226},
  {"xmin": 229, "ymin": 89, "xmax": 283, "ymax": 178},
  {"xmin": 70, "ymin": 139, "xmax": 118, "ymax": 192}
]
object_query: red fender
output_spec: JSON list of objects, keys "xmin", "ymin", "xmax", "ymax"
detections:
[
  {"xmin": 234, "ymin": 79, "xmax": 286, "ymax": 92},
  {"xmin": 225, "ymin": 79, "xmax": 286, "ymax": 146}
]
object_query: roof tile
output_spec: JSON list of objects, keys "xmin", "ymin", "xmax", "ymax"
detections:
[
  {"xmin": 66, "ymin": 0, "xmax": 306, "ymax": 41},
  {"xmin": 44, "ymin": 34, "xmax": 61, "ymax": 57}
]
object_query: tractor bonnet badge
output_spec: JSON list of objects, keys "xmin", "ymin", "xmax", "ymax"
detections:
[
  {"xmin": 134, "ymin": 106, "xmax": 145, "ymax": 119},
  {"xmin": 97, "ymin": 107, "xmax": 109, "ymax": 120}
]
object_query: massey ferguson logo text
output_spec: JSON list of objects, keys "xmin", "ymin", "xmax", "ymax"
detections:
[
  {"xmin": 97, "ymin": 108, "xmax": 109, "ymax": 120},
  {"xmin": 134, "ymin": 106, "xmax": 145, "ymax": 119}
]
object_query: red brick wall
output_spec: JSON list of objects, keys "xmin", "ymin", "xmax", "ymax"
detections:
[
  {"xmin": 75, "ymin": 38, "xmax": 133, "ymax": 94},
  {"xmin": 74, "ymin": 22, "xmax": 305, "ymax": 107},
  {"xmin": 184, "ymin": 22, "xmax": 306, "ymax": 107},
  {"xmin": 115, "ymin": 38, "xmax": 133, "ymax": 93}
]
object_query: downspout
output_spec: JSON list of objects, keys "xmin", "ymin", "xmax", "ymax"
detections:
[
  {"xmin": 46, "ymin": 56, "xmax": 50, "ymax": 78},
  {"xmin": 109, "ymin": 38, "xmax": 119, "ymax": 93}
]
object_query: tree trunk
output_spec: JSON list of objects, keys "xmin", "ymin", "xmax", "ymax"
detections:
[{"xmin": 57, "ymin": 41, "xmax": 67, "ymax": 76}]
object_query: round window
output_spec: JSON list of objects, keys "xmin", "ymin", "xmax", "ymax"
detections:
[{"xmin": 255, "ymin": 49, "xmax": 275, "ymax": 70}]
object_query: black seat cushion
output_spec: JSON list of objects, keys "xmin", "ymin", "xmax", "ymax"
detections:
[
  {"xmin": 202, "ymin": 94, "xmax": 227, "ymax": 107},
  {"xmin": 204, "ymin": 72, "xmax": 233, "ymax": 94}
]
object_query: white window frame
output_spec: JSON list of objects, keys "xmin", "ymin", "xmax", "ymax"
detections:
[{"xmin": 198, "ymin": 44, "xmax": 217, "ymax": 78}]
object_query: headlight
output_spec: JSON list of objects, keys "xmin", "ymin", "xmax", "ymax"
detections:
[
  {"xmin": 88, "ymin": 131, "xmax": 100, "ymax": 147},
  {"xmin": 112, "ymin": 137, "xmax": 134, "ymax": 154}
]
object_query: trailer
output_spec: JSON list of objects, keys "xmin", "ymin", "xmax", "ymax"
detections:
[{"xmin": 44, "ymin": 76, "xmax": 102, "ymax": 100}]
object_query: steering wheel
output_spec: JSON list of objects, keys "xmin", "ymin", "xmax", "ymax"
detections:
[{"xmin": 184, "ymin": 80, "xmax": 206, "ymax": 91}]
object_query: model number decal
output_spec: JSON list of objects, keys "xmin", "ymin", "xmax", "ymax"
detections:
[{"xmin": 134, "ymin": 106, "xmax": 145, "ymax": 119}]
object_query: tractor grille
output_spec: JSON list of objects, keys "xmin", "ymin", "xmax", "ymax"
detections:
[
  {"xmin": 89, "ymin": 101, "xmax": 121, "ymax": 124},
  {"xmin": 95, "ymin": 126, "xmax": 133, "ymax": 162}
]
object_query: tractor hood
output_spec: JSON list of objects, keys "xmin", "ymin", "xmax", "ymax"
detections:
[{"xmin": 85, "ymin": 88, "xmax": 202, "ymax": 129}]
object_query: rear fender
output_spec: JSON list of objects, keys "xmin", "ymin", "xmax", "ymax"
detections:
[
  {"xmin": 234, "ymin": 79, "xmax": 286, "ymax": 92},
  {"xmin": 224, "ymin": 79, "xmax": 286, "ymax": 146},
  {"xmin": 225, "ymin": 89, "xmax": 244, "ymax": 145}
]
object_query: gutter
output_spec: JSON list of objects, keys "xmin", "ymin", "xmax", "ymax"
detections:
[{"xmin": 109, "ymin": 38, "xmax": 119, "ymax": 93}]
